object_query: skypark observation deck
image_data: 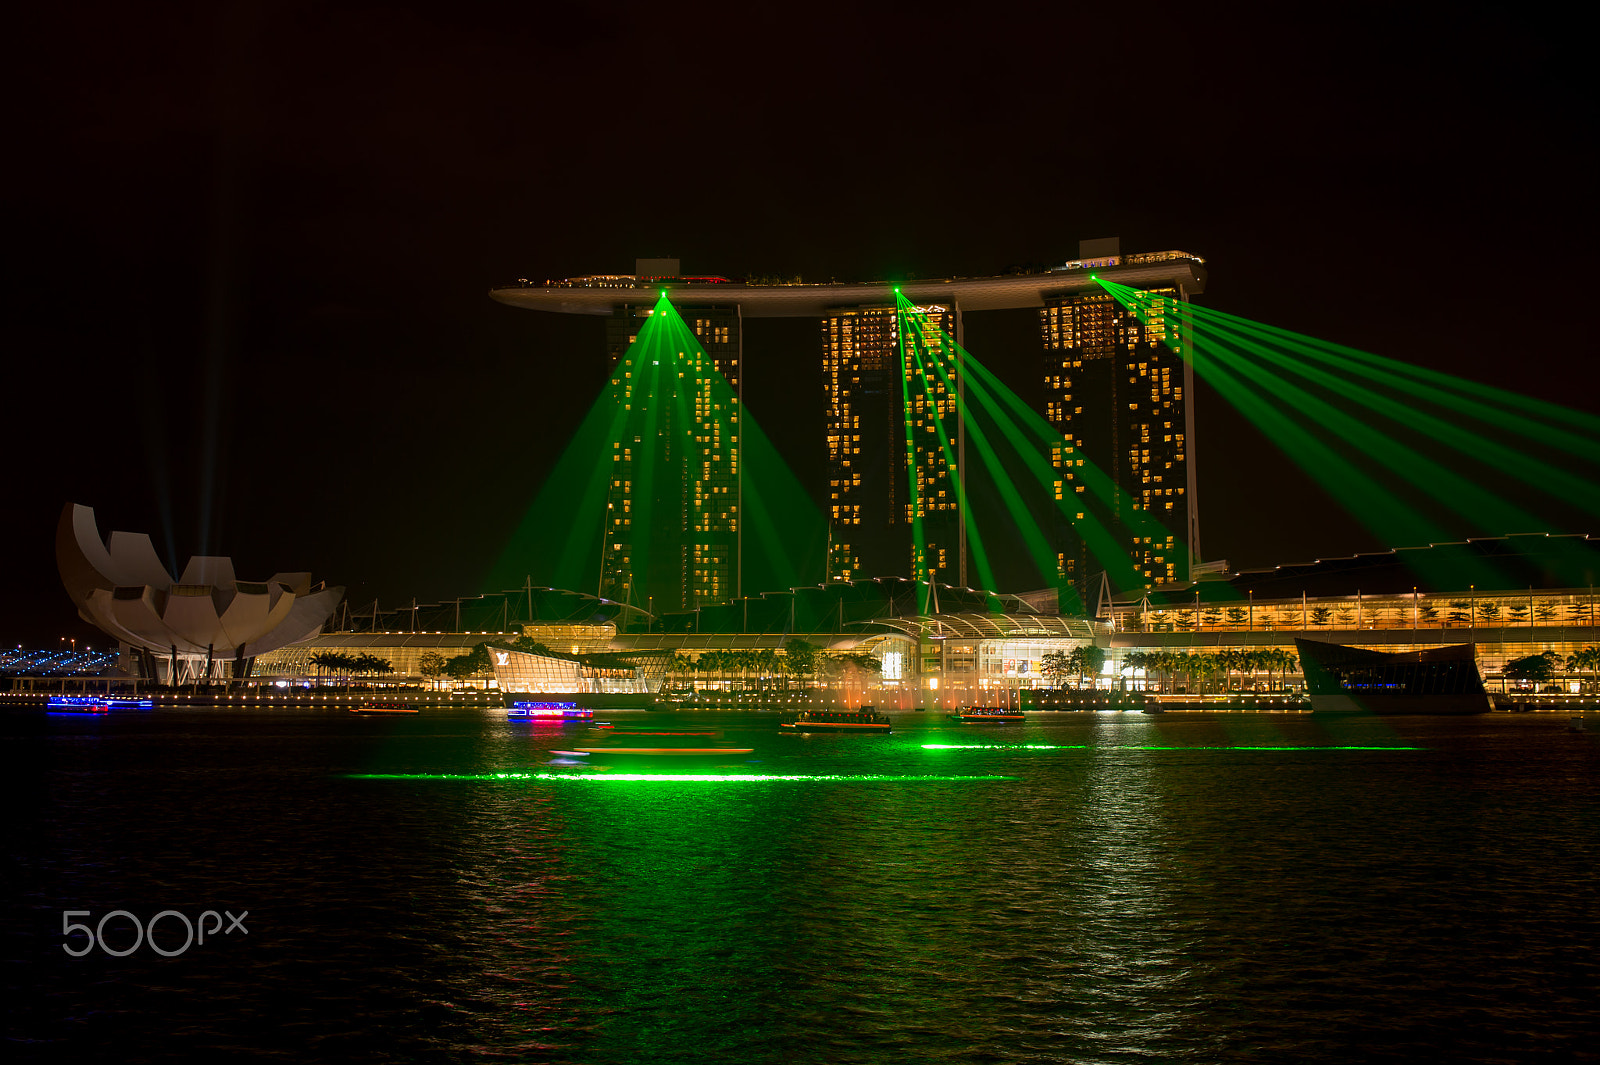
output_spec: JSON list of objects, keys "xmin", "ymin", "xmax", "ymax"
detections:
[{"xmin": 489, "ymin": 252, "xmax": 1207, "ymax": 317}]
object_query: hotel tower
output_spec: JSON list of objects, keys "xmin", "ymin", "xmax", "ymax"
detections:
[{"xmin": 491, "ymin": 243, "xmax": 1206, "ymax": 616}]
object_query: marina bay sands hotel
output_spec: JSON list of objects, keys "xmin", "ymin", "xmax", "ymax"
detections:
[{"xmin": 489, "ymin": 241, "xmax": 1207, "ymax": 616}]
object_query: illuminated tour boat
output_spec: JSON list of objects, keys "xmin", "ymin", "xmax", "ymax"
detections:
[
  {"xmin": 554, "ymin": 743, "xmax": 754, "ymax": 758},
  {"xmin": 778, "ymin": 708, "xmax": 892, "ymax": 734},
  {"xmin": 507, "ymin": 700, "xmax": 593, "ymax": 720},
  {"xmin": 46, "ymin": 695, "xmax": 109, "ymax": 714},
  {"xmin": 553, "ymin": 724, "xmax": 751, "ymax": 758},
  {"xmin": 46, "ymin": 696, "xmax": 155, "ymax": 713},
  {"xmin": 350, "ymin": 701, "xmax": 418, "ymax": 714},
  {"xmin": 946, "ymin": 707, "xmax": 1025, "ymax": 723}
]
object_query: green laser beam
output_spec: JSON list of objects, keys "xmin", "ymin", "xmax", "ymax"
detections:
[
  {"xmin": 495, "ymin": 291, "xmax": 825, "ymax": 613},
  {"xmin": 349, "ymin": 772, "xmax": 1018, "ymax": 782},
  {"xmin": 945, "ymin": 317, "xmax": 1176, "ymax": 564},
  {"xmin": 1103, "ymin": 278, "xmax": 1596, "ymax": 588},
  {"xmin": 1184, "ymin": 309, "xmax": 1600, "ymax": 519},
  {"xmin": 646, "ymin": 294, "xmax": 827, "ymax": 596},
  {"xmin": 894, "ymin": 301, "xmax": 932, "ymax": 611},
  {"xmin": 893, "ymin": 294, "xmax": 1075, "ymax": 590},
  {"xmin": 902, "ymin": 302, "xmax": 998, "ymax": 591},
  {"xmin": 920, "ymin": 743, "xmax": 1424, "ymax": 751},
  {"xmin": 1098, "ymin": 278, "xmax": 1472, "ymax": 580},
  {"xmin": 898, "ymin": 292, "xmax": 1157, "ymax": 600},
  {"xmin": 1193, "ymin": 320, "xmax": 1547, "ymax": 536},
  {"xmin": 1121, "ymin": 288, "xmax": 1600, "ymax": 513},
  {"xmin": 1163, "ymin": 296, "xmax": 1600, "ymax": 442}
]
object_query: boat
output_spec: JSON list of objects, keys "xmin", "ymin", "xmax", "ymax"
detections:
[
  {"xmin": 46, "ymin": 695, "xmax": 109, "ymax": 714},
  {"xmin": 554, "ymin": 746, "xmax": 755, "ymax": 758},
  {"xmin": 946, "ymin": 707, "xmax": 1025, "ymax": 723},
  {"xmin": 105, "ymin": 697, "xmax": 154, "ymax": 710},
  {"xmin": 595, "ymin": 725, "xmax": 720, "ymax": 737},
  {"xmin": 350, "ymin": 701, "xmax": 418, "ymax": 714},
  {"xmin": 1296, "ymin": 639, "xmax": 1493, "ymax": 714},
  {"xmin": 551, "ymin": 723, "xmax": 752, "ymax": 758},
  {"xmin": 778, "ymin": 708, "xmax": 892, "ymax": 734},
  {"xmin": 507, "ymin": 700, "xmax": 593, "ymax": 720}
]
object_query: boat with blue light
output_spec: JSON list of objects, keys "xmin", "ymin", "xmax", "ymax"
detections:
[
  {"xmin": 507, "ymin": 700, "xmax": 593, "ymax": 720},
  {"xmin": 554, "ymin": 746, "xmax": 754, "ymax": 758},
  {"xmin": 47, "ymin": 695, "xmax": 109, "ymax": 714}
]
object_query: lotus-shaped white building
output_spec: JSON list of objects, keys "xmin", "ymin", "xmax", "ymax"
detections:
[{"xmin": 57, "ymin": 503, "xmax": 344, "ymax": 683}]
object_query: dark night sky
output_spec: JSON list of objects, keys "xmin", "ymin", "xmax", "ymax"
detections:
[{"xmin": 9, "ymin": 0, "xmax": 1596, "ymax": 646}]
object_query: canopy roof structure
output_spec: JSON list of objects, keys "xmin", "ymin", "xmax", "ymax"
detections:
[
  {"xmin": 1111, "ymin": 532, "xmax": 1600, "ymax": 605},
  {"xmin": 859, "ymin": 613, "xmax": 1098, "ymax": 640},
  {"xmin": 656, "ymin": 576, "xmax": 1077, "ymax": 635},
  {"xmin": 334, "ymin": 584, "xmax": 645, "ymax": 633}
]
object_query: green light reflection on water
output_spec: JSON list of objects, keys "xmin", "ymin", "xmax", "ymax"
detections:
[
  {"xmin": 349, "ymin": 772, "xmax": 1018, "ymax": 782},
  {"xmin": 921, "ymin": 744, "xmax": 1424, "ymax": 751}
]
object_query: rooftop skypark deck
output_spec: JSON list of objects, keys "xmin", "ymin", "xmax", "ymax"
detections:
[{"xmin": 489, "ymin": 252, "xmax": 1208, "ymax": 317}]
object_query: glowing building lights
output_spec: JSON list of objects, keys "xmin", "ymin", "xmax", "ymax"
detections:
[
  {"xmin": 600, "ymin": 296, "xmax": 743, "ymax": 613},
  {"xmin": 822, "ymin": 301, "xmax": 960, "ymax": 584},
  {"xmin": 1041, "ymin": 282, "xmax": 1195, "ymax": 597}
]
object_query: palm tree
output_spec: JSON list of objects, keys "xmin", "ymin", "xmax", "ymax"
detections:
[
  {"xmin": 1169, "ymin": 652, "xmax": 1192, "ymax": 693},
  {"xmin": 308, "ymin": 651, "xmax": 335, "ymax": 683},
  {"xmin": 1241, "ymin": 649, "xmax": 1266, "ymax": 691},
  {"xmin": 352, "ymin": 652, "xmax": 394, "ymax": 680},
  {"xmin": 1277, "ymin": 647, "xmax": 1294, "ymax": 691},
  {"xmin": 699, "ymin": 651, "xmax": 725, "ymax": 691},
  {"xmin": 1216, "ymin": 649, "xmax": 1240, "ymax": 692},
  {"xmin": 1153, "ymin": 650, "xmax": 1177, "ymax": 693},
  {"xmin": 1122, "ymin": 650, "xmax": 1147, "ymax": 691},
  {"xmin": 1257, "ymin": 648, "xmax": 1282, "ymax": 692},
  {"xmin": 1568, "ymin": 646, "xmax": 1599, "ymax": 693},
  {"xmin": 310, "ymin": 650, "xmax": 360, "ymax": 686}
]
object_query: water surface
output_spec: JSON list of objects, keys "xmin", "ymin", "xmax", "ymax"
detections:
[{"xmin": 5, "ymin": 709, "xmax": 1597, "ymax": 1062}]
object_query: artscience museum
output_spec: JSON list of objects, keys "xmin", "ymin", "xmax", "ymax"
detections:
[{"xmin": 55, "ymin": 504, "xmax": 344, "ymax": 684}]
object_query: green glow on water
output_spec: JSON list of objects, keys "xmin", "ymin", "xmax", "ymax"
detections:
[
  {"xmin": 920, "ymin": 743, "xmax": 1424, "ymax": 751},
  {"xmin": 922, "ymin": 743, "xmax": 1093, "ymax": 750},
  {"xmin": 349, "ymin": 772, "xmax": 1017, "ymax": 782}
]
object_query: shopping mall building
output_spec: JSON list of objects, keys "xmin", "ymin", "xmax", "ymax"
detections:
[{"xmin": 249, "ymin": 534, "xmax": 1600, "ymax": 701}]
